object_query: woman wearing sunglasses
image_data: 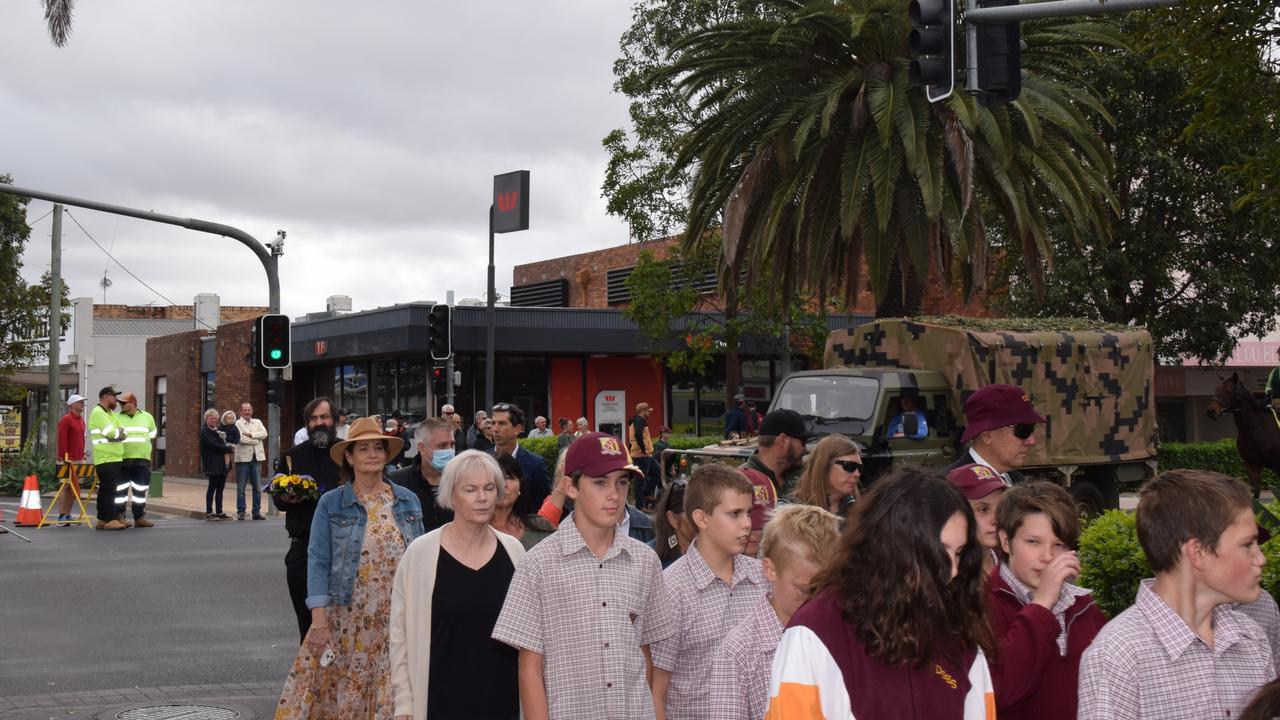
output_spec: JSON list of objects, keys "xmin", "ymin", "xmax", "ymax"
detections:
[
  {"xmin": 788, "ymin": 435, "xmax": 863, "ymax": 521},
  {"xmin": 947, "ymin": 384, "xmax": 1047, "ymax": 484}
]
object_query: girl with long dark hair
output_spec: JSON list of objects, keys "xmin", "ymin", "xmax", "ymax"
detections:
[{"xmin": 766, "ymin": 466, "xmax": 997, "ymax": 719}]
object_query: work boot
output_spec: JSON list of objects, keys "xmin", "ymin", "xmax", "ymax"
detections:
[
  {"xmin": 252, "ymin": 513, "xmax": 266, "ymax": 520},
  {"xmin": 118, "ymin": 517, "xmax": 133, "ymax": 528},
  {"xmin": 133, "ymin": 517, "xmax": 155, "ymax": 528},
  {"xmin": 96, "ymin": 519, "xmax": 126, "ymax": 531}
]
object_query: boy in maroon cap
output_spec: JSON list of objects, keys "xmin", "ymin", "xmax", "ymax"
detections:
[
  {"xmin": 947, "ymin": 384, "xmax": 1046, "ymax": 484},
  {"xmin": 492, "ymin": 432, "xmax": 676, "ymax": 720}
]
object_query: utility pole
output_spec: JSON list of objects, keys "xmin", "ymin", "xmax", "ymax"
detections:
[
  {"xmin": 485, "ymin": 205, "xmax": 496, "ymax": 411},
  {"xmin": 0, "ymin": 184, "xmax": 282, "ymax": 491},
  {"xmin": 46, "ymin": 204, "xmax": 63, "ymax": 460},
  {"xmin": 446, "ymin": 290, "xmax": 456, "ymax": 409}
]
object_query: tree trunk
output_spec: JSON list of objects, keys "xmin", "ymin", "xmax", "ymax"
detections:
[
  {"xmin": 723, "ymin": 258, "xmax": 743, "ymax": 409},
  {"xmin": 874, "ymin": 250, "xmax": 924, "ymax": 318}
]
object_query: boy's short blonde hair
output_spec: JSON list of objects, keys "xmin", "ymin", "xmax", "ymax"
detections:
[{"xmin": 761, "ymin": 504, "xmax": 840, "ymax": 569}]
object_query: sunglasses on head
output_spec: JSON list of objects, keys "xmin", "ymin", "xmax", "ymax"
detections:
[
  {"xmin": 493, "ymin": 403, "xmax": 514, "ymax": 411},
  {"xmin": 832, "ymin": 459, "xmax": 863, "ymax": 473},
  {"xmin": 1009, "ymin": 423, "xmax": 1036, "ymax": 440}
]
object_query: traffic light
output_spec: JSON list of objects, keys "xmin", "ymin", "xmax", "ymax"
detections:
[
  {"xmin": 974, "ymin": 0, "xmax": 1021, "ymax": 106},
  {"xmin": 266, "ymin": 378, "xmax": 285, "ymax": 406},
  {"xmin": 257, "ymin": 314, "xmax": 291, "ymax": 369},
  {"xmin": 908, "ymin": 0, "xmax": 955, "ymax": 102},
  {"xmin": 432, "ymin": 367, "xmax": 447, "ymax": 397},
  {"xmin": 427, "ymin": 304, "xmax": 451, "ymax": 361}
]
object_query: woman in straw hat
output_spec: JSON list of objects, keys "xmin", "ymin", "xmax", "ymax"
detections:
[{"xmin": 276, "ymin": 417, "xmax": 424, "ymax": 720}]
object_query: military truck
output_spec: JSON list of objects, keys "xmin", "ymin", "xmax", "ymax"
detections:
[{"xmin": 669, "ymin": 318, "xmax": 1159, "ymax": 515}]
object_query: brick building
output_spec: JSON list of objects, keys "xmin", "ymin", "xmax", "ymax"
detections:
[{"xmin": 145, "ymin": 318, "xmax": 269, "ymax": 478}]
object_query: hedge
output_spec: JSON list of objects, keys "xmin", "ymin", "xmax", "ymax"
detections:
[
  {"xmin": 1078, "ymin": 506, "xmax": 1280, "ymax": 618},
  {"xmin": 517, "ymin": 434, "xmax": 723, "ymax": 479},
  {"xmin": 1159, "ymin": 439, "xmax": 1279, "ymax": 489},
  {"xmin": 0, "ymin": 447, "xmax": 58, "ymax": 495}
]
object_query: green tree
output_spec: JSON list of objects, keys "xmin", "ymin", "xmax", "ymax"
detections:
[
  {"xmin": 623, "ymin": 243, "xmax": 829, "ymax": 404},
  {"xmin": 1003, "ymin": 24, "xmax": 1280, "ymax": 363},
  {"xmin": 0, "ymin": 176, "xmax": 70, "ymax": 401},
  {"xmin": 1140, "ymin": 0, "xmax": 1280, "ymax": 212},
  {"xmin": 648, "ymin": 0, "xmax": 1120, "ymax": 317},
  {"xmin": 603, "ymin": 0, "xmax": 763, "ymax": 243},
  {"xmin": 41, "ymin": 0, "xmax": 74, "ymax": 47}
]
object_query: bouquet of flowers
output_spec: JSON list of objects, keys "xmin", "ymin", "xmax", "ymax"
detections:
[{"xmin": 267, "ymin": 473, "xmax": 320, "ymax": 502}]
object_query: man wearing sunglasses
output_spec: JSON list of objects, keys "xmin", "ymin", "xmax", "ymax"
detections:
[{"xmin": 947, "ymin": 384, "xmax": 1046, "ymax": 485}]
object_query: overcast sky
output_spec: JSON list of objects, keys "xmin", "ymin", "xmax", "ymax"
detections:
[{"xmin": 2, "ymin": 1, "xmax": 636, "ymax": 319}]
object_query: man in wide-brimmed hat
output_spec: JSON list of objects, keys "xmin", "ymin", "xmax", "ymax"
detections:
[{"xmin": 946, "ymin": 384, "xmax": 1047, "ymax": 485}]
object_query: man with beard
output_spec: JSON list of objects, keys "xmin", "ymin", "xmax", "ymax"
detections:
[
  {"xmin": 739, "ymin": 409, "xmax": 814, "ymax": 553},
  {"xmin": 272, "ymin": 396, "xmax": 342, "ymax": 642}
]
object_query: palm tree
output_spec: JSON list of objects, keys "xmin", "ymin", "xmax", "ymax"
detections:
[
  {"xmin": 657, "ymin": 0, "xmax": 1123, "ymax": 316},
  {"xmin": 42, "ymin": 0, "xmax": 74, "ymax": 47}
]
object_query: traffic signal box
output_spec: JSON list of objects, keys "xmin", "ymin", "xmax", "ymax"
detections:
[
  {"xmin": 975, "ymin": 0, "xmax": 1022, "ymax": 106},
  {"xmin": 427, "ymin": 304, "xmax": 451, "ymax": 361},
  {"xmin": 257, "ymin": 314, "xmax": 291, "ymax": 369},
  {"xmin": 908, "ymin": 0, "xmax": 955, "ymax": 101}
]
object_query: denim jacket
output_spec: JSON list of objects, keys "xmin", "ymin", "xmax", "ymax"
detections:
[{"xmin": 305, "ymin": 479, "xmax": 423, "ymax": 609}]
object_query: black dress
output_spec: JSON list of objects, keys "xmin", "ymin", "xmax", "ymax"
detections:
[{"xmin": 427, "ymin": 545, "xmax": 518, "ymax": 720}]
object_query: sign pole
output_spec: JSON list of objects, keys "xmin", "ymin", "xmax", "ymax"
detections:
[
  {"xmin": 485, "ymin": 205, "xmax": 496, "ymax": 411},
  {"xmin": 47, "ymin": 204, "xmax": 63, "ymax": 460}
]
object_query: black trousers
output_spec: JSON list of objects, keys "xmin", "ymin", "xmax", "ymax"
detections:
[
  {"xmin": 95, "ymin": 462, "xmax": 122, "ymax": 521},
  {"xmin": 205, "ymin": 474, "xmax": 226, "ymax": 514},
  {"xmin": 122, "ymin": 460, "xmax": 150, "ymax": 519},
  {"xmin": 285, "ymin": 539, "xmax": 310, "ymax": 643}
]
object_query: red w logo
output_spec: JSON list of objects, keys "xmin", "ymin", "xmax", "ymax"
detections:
[
  {"xmin": 496, "ymin": 192, "xmax": 519, "ymax": 212},
  {"xmin": 604, "ymin": 395, "xmax": 616, "ymax": 402}
]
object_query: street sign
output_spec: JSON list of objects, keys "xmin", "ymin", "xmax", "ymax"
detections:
[{"xmin": 493, "ymin": 170, "xmax": 530, "ymax": 234}]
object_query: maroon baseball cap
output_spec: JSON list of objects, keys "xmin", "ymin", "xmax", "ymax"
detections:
[
  {"xmin": 960, "ymin": 384, "xmax": 1046, "ymax": 442},
  {"xmin": 946, "ymin": 463, "xmax": 1008, "ymax": 499},
  {"xmin": 565, "ymin": 432, "xmax": 644, "ymax": 480}
]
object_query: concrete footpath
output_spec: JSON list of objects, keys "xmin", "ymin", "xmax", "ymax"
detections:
[{"xmin": 38, "ymin": 474, "xmax": 276, "ymax": 521}]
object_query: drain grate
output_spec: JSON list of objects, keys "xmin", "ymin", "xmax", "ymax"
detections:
[{"xmin": 116, "ymin": 706, "xmax": 240, "ymax": 720}]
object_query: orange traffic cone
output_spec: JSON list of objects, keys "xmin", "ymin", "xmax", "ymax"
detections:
[{"xmin": 15, "ymin": 475, "xmax": 43, "ymax": 526}]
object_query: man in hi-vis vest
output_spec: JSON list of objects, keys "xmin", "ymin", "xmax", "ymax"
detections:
[
  {"xmin": 88, "ymin": 386, "xmax": 128, "ymax": 531},
  {"xmin": 117, "ymin": 392, "xmax": 158, "ymax": 528}
]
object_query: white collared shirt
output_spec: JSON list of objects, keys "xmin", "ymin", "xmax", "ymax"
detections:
[{"xmin": 968, "ymin": 447, "xmax": 1012, "ymax": 486}]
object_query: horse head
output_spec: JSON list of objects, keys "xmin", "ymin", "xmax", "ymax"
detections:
[{"xmin": 1207, "ymin": 372, "xmax": 1257, "ymax": 419}]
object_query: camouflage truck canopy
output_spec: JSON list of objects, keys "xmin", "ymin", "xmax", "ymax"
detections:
[{"xmin": 825, "ymin": 318, "xmax": 1157, "ymax": 467}]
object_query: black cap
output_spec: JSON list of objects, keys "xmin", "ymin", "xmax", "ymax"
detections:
[
  {"xmin": 98, "ymin": 386, "xmax": 119, "ymax": 399},
  {"xmin": 759, "ymin": 408, "xmax": 814, "ymax": 440}
]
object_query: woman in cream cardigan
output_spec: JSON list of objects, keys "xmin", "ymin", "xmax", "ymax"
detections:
[{"xmin": 390, "ymin": 450, "xmax": 526, "ymax": 720}]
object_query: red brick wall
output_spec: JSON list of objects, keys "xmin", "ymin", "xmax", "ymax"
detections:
[
  {"xmin": 146, "ymin": 318, "xmax": 268, "ymax": 479},
  {"xmin": 95, "ymin": 304, "xmax": 266, "ymax": 322}
]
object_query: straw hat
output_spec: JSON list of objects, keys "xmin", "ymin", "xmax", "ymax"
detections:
[{"xmin": 328, "ymin": 416, "xmax": 403, "ymax": 466}]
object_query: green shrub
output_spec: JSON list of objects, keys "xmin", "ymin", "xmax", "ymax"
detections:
[
  {"xmin": 1159, "ymin": 439, "xmax": 1280, "ymax": 489},
  {"xmin": 1077, "ymin": 510, "xmax": 1149, "ymax": 618},
  {"xmin": 517, "ymin": 434, "xmax": 724, "ymax": 479},
  {"xmin": 1078, "ymin": 506, "xmax": 1280, "ymax": 618},
  {"xmin": 0, "ymin": 448, "xmax": 58, "ymax": 495}
]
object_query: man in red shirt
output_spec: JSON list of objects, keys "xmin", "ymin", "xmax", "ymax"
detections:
[{"xmin": 55, "ymin": 393, "xmax": 87, "ymax": 526}]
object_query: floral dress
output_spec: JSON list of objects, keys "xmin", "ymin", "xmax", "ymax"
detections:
[{"xmin": 276, "ymin": 490, "xmax": 405, "ymax": 720}]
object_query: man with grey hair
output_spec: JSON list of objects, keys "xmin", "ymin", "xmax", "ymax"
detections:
[
  {"xmin": 465, "ymin": 409, "xmax": 489, "ymax": 451},
  {"xmin": 441, "ymin": 404, "xmax": 465, "ymax": 449},
  {"xmin": 575, "ymin": 416, "xmax": 589, "ymax": 437},
  {"xmin": 527, "ymin": 415, "xmax": 554, "ymax": 438},
  {"xmin": 390, "ymin": 417, "xmax": 456, "ymax": 533}
]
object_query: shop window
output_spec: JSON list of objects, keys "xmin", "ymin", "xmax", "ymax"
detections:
[{"xmin": 154, "ymin": 376, "xmax": 167, "ymax": 468}]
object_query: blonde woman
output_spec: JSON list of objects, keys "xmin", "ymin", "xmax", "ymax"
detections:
[
  {"xmin": 390, "ymin": 450, "xmax": 525, "ymax": 720},
  {"xmin": 789, "ymin": 434, "xmax": 863, "ymax": 520}
]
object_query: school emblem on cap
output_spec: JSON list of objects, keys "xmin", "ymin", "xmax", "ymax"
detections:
[
  {"xmin": 597, "ymin": 436, "xmax": 623, "ymax": 456},
  {"xmin": 970, "ymin": 465, "xmax": 1000, "ymax": 480}
]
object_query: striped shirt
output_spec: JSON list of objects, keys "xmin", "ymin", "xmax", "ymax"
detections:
[
  {"xmin": 1078, "ymin": 579, "xmax": 1274, "ymax": 720},
  {"xmin": 708, "ymin": 595, "xmax": 784, "ymax": 720},
  {"xmin": 491, "ymin": 512, "xmax": 676, "ymax": 720},
  {"xmin": 652, "ymin": 540, "xmax": 769, "ymax": 720}
]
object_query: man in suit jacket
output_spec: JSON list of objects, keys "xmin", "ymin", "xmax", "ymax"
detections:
[{"xmin": 945, "ymin": 384, "xmax": 1046, "ymax": 485}]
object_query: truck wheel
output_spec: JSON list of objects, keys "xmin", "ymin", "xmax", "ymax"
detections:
[{"xmin": 1069, "ymin": 481, "xmax": 1107, "ymax": 520}]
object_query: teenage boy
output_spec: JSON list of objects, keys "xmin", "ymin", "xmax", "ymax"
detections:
[
  {"xmin": 1078, "ymin": 470, "xmax": 1273, "ymax": 719},
  {"xmin": 492, "ymin": 432, "xmax": 676, "ymax": 720},
  {"xmin": 986, "ymin": 481, "xmax": 1106, "ymax": 720},
  {"xmin": 708, "ymin": 503, "xmax": 839, "ymax": 720},
  {"xmin": 652, "ymin": 463, "xmax": 770, "ymax": 720}
]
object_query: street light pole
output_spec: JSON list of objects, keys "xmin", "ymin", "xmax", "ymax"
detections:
[
  {"xmin": 0, "ymin": 184, "xmax": 282, "ymax": 494},
  {"xmin": 46, "ymin": 204, "xmax": 63, "ymax": 460},
  {"xmin": 485, "ymin": 204, "xmax": 495, "ymax": 412}
]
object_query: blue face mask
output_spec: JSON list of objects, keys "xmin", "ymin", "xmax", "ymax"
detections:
[{"xmin": 430, "ymin": 448, "xmax": 455, "ymax": 472}]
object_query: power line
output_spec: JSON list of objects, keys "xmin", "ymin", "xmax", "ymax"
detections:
[
  {"xmin": 27, "ymin": 209, "xmax": 53, "ymax": 226},
  {"xmin": 63, "ymin": 209, "xmax": 221, "ymax": 334}
]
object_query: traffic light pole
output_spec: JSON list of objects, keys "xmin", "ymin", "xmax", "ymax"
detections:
[
  {"xmin": 0, "ymin": 183, "xmax": 283, "ymax": 512},
  {"xmin": 964, "ymin": 0, "xmax": 1177, "ymax": 23},
  {"xmin": 485, "ymin": 204, "xmax": 496, "ymax": 413}
]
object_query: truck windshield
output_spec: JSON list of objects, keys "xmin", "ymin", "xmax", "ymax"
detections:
[{"xmin": 775, "ymin": 375, "xmax": 880, "ymax": 421}]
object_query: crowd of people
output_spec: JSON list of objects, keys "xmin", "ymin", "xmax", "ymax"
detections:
[{"xmin": 257, "ymin": 385, "xmax": 1280, "ymax": 720}]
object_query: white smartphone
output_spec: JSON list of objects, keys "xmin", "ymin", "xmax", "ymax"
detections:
[{"xmin": 319, "ymin": 645, "xmax": 336, "ymax": 667}]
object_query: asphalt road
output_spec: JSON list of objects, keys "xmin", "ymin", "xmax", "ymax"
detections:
[{"xmin": 0, "ymin": 498, "xmax": 298, "ymax": 700}]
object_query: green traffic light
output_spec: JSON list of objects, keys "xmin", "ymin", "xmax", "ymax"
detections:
[{"xmin": 270, "ymin": 349, "xmax": 283, "ymax": 360}]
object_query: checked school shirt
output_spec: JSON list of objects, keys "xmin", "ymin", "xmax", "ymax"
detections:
[
  {"xmin": 492, "ymin": 512, "xmax": 676, "ymax": 720},
  {"xmin": 708, "ymin": 594, "xmax": 785, "ymax": 720}
]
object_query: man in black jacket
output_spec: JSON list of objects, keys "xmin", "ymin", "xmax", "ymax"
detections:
[
  {"xmin": 389, "ymin": 417, "xmax": 456, "ymax": 533},
  {"xmin": 944, "ymin": 384, "xmax": 1046, "ymax": 485},
  {"xmin": 272, "ymin": 396, "xmax": 341, "ymax": 642}
]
